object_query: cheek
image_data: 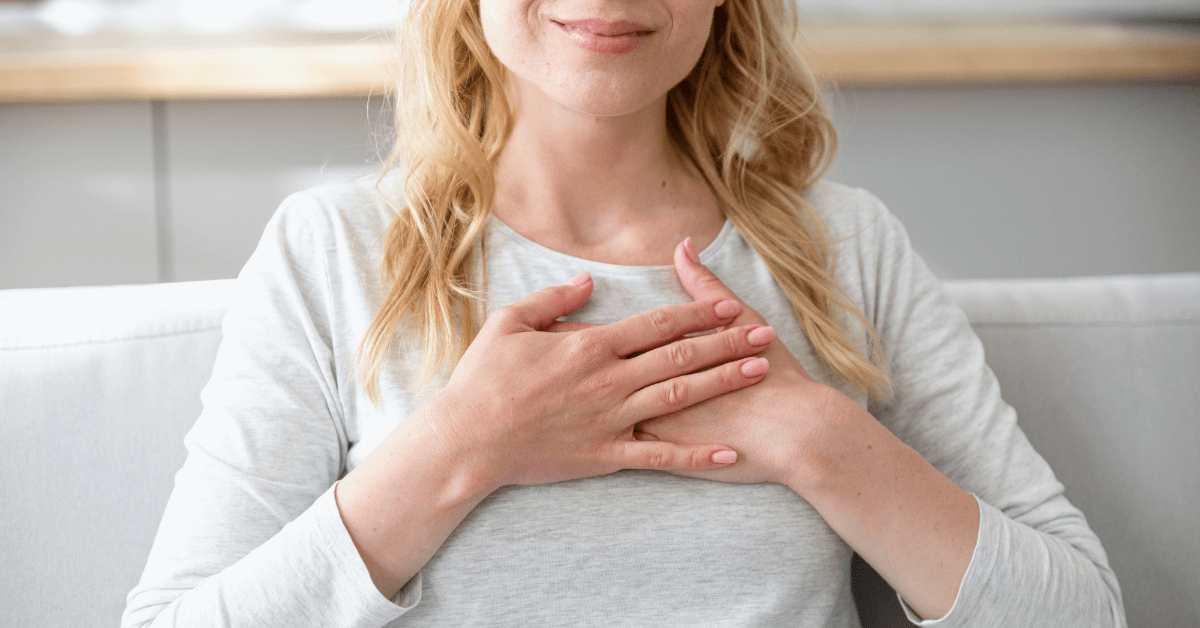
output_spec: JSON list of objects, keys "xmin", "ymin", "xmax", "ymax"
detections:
[
  {"xmin": 651, "ymin": 7, "xmax": 716, "ymax": 88},
  {"xmin": 480, "ymin": 0, "xmax": 539, "ymax": 72},
  {"xmin": 677, "ymin": 7, "xmax": 716, "ymax": 62}
]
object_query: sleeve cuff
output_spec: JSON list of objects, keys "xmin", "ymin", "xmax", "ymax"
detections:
[
  {"xmin": 895, "ymin": 493, "xmax": 993, "ymax": 627},
  {"xmin": 307, "ymin": 482, "xmax": 423, "ymax": 620}
]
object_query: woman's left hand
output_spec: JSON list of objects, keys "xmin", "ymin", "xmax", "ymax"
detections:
[
  {"xmin": 565, "ymin": 238, "xmax": 981, "ymax": 622},
  {"xmin": 632, "ymin": 237, "xmax": 856, "ymax": 488},
  {"xmin": 631, "ymin": 239, "xmax": 982, "ymax": 622}
]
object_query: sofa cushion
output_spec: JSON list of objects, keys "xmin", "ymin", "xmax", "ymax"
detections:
[
  {"xmin": 949, "ymin": 273, "xmax": 1200, "ymax": 628},
  {"xmin": 0, "ymin": 280, "xmax": 232, "ymax": 628},
  {"xmin": 1, "ymin": 274, "xmax": 1197, "ymax": 627}
]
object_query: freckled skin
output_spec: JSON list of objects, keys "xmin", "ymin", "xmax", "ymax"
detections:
[{"xmin": 480, "ymin": 0, "xmax": 724, "ymax": 117}]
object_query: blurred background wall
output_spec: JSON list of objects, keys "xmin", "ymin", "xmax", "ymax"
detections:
[
  {"xmin": 828, "ymin": 83, "xmax": 1200, "ymax": 280},
  {"xmin": 1, "ymin": 0, "xmax": 1198, "ymax": 288}
]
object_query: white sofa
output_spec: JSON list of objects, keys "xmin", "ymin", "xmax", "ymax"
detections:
[{"xmin": 2, "ymin": 274, "xmax": 1198, "ymax": 628}]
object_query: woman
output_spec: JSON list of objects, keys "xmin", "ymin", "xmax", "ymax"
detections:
[{"xmin": 123, "ymin": 0, "xmax": 1127, "ymax": 625}]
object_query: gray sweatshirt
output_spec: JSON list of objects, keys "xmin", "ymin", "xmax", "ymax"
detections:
[{"xmin": 122, "ymin": 179, "xmax": 1126, "ymax": 628}]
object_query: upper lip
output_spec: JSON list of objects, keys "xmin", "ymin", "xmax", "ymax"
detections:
[{"xmin": 553, "ymin": 18, "xmax": 653, "ymax": 36}]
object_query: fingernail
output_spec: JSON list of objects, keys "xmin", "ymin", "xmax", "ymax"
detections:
[
  {"xmin": 740, "ymin": 357, "xmax": 769, "ymax": 377},
  {"xmin": 684, "ymin": 237, "xmax": 700, "ymax": 264},
  {"xmin": 714, "ymin": 299, "xmax": 740, "ymax": 318},
  {"xmin": 569, "ymin": 271, "xmax": 591, "ymax": 286},
  {"xmin": 747, "ymin": 326, "xmax": 775, "ymax": 345},
  {"xmin": 712, "ymin": 449, "xmax": 737, "ymax": 464}
]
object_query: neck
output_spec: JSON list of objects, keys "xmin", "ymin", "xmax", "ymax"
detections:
[{"xmin": 492, "ymin": 78, "xmax": 719, "ymax": 254}]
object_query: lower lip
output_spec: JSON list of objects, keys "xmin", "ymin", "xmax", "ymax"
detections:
[{"xmin": 555, "ymin": 21, "xmax": 652, "ymax": 55}]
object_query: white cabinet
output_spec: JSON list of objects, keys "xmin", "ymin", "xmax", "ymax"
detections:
[
  {"xmin": 0, "ymin": 102, "xmax": 158, "ymax": 289},
  {"xmin": 0, "ymin": 97, "xmax": 382, "ymax": 288},
  {"xmin": 163, "ymin": 97, "xmax": 382, "ymax": 281},
  {"xmin": 828, "ymin": 83, "xmax": 1200, "ymax": 279},
  {"xmin": 2, "ymin": 85, "xmax": 1198, "ymax": 289}
]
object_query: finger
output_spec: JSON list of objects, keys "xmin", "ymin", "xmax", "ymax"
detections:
[
  {"xmin": 627, "ymin": 324, "xmax": 775, "ymax": 388},
  {"xmin": 674, "ymin": 239, "xmax": 767, "ymax": 325},
  {"xmin": 615, "ymin": 440, "xmax": 738, "ymax": 471},
  {"xmin": 622, "ymin": 356, "xmax": 769, "ymax": 422},
  {"xmin": 491, "ymin": 271, "xmax": 593, "ymax": 331},
  {"xmin": 593, "ymin": 298, "xmax": 741, "ymax": 357},
  {"xmin": 674, "ymin": 238, "xmax": 737, "ymax": 302},
  {"xmin": 545, "ymin": 320, "xmax": 599, "ymax": 333}
]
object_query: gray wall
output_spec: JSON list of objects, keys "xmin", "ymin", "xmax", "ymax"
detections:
[
  {"xmin": 0, "ymin": 102, "xmax": 159, "ymax": 289},
  {"xmin": 163, "ymin": 98, "xmax": 387, "ymax": 282},
  {"xmin": 827, "ymin": 82, "xmax": 1200, "ymax": 280},
  {"xmin": 0, "ymin": 97, "xmax": 383, "ymax": 289},
  {"xmin": 1, "ymin": 83, "xmax": 1197, "ymax": 289}
]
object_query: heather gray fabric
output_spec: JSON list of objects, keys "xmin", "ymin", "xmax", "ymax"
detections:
[
  {"xmin": 111, "ymin": 178, "xmax": 1124, "ymax": 628},
  {"xmin": 6, "ymin": 181, "xmax": 1172, "ymax": 627}
]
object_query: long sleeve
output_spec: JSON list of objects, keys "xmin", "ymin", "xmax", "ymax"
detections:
[
  {"xmin": 121, "ymin": 196, "xmax": 420, "ymax": 627},
  {"xmin": 837, "ymin": 189, "xmax": 1127, "ymax": 627}
]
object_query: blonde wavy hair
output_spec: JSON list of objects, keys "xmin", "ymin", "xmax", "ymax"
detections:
[{"xmin": 357, "ymin": 0, "xmax": 891, "ymax": 403}]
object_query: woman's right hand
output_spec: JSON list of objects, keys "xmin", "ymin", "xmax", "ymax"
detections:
[
  {"xmin": 423, "ymin": 270, "xmax": 775, "ymax": 490},
  {"xmin": 337, "ymin": 270, "xmax": 773, "ymax": 598}
]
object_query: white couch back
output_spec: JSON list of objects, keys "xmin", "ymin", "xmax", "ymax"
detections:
[{"xmin": 2, "ymin": 275, "xmax": 1198, "ymax": 628}]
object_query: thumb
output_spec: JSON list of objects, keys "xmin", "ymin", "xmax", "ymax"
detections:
[
  {"xmin": 618, "ymin": 440, "xmax": 738, "ymax": 471},
  {"xmin": 498, "ymin": 271, "xmax": 594, "ymax": 331},
  {"xmin": 674, "ymin": 237, "xmax": 739, "ymax": 304}
]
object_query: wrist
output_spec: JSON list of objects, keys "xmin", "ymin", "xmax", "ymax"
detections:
[
  {"xmin": 338, "ymin": 390, "xmax": 500, "ymax": 537},
  {"xmin": 413, "ymin": 389, "xmax": 505, "ymax": 499},
  {"xmin": 783, "ymin": 387, "xmax": 872, "ymax": 497},
  {"xmin": 335, "ymin": 393, "xmax": 499, "ymax": 597}
]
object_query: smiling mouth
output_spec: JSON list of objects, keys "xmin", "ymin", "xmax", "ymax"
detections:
[
  {"xmin": 554, "ymin": 20, "xmax": 654, "ymax": 37},
  {"xmin": 553, "ymin": 19, "xmax": 655, "ymax": 54}
]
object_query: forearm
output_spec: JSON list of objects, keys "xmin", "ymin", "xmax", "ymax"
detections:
[
  {"xmin": 124, "ymin": 407, "xmax": 484, "ymax": 627},
  {"xmin": 788, "ymin": 399, "xmax": 979, "ymax": 621},
  {"xmin": 336, "ymin": 396, "xmax": 499, "ymax": 599},
  {"xmin": 123, "ymin": 459, "xmax": 417, "ymax": 628}
]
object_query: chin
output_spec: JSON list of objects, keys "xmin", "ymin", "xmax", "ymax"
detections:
[
  {"xmin": 544, "ymin": 70, "xmax": 674, "ymax": 117},
  {"xmin": 556, "ymin": 91, "xmax": 661, "ymax": 118}
]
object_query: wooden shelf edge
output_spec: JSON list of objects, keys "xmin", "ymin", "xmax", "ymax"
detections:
[
  {"xmin": 2, "ymin": 19, "xmax": 1198, "ymax": 102},
  {"xmin": 810, "ymin": 45, "xmax": 1200, "ymax": 85}
]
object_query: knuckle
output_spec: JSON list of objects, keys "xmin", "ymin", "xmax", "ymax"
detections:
[
  {"xmin": 568, "ymin": 333, "xmax": 606, "ymax": 359},
  {"xmin": 723, "ymin": 329, "xmax": 744, "ymax": 355},
  {"xmin": 664, "ymin": 380, "xmax": 689, "ymax": 407},
  {"xmin": 647, "ymin": 449, "xmax": 669, "ymax": 470},
  {"xmin": 698, "ymin": 272, "xmax": 724, "ymax": 287},
  {"xmin": 666, "ymin": 342, "xmax": 693, "ymax": 369},
  {"xmin": 541, "ymin": 284, "xmax": 570, "ymax": 301},
  {"xmin": 648, "ymin": 309, "xmax": 676, "ymax": 339},
  {"xmin": 491, "ymin": 305, "xmax": 518, "ymax": 324},
  {"xmin": 580, "ymin": 370, "xmax": 618, "ymax": 397},
  {"xmin": 719, "ymin": 363, "xmax": 739, "ymax": 387}
]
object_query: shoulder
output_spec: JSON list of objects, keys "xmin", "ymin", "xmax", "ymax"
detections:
[
  {"xmin": 246, "ymin": 175, "xmax": 405, "ymax": 287},
  {"xmin": 801, "ymin": 180, "xmax": 915, "ymax": 274},
  {"xmin": 799, "ymin": 180, "xmax": 926, "ymax": 326},
  {"xmin": 270, "ymin": 175, "xmax": 398, "ymax": 245},
  {"xmin": 802, "ymin": 180, "xmax": 898, "ymax": 244},
  {"xmin": 237, "ymin": 175, "xmax": 403, "ymax": 309}
]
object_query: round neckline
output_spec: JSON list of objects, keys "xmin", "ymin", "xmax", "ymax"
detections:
[{"xmin": 486, "ymin": 214, "xmax": 736, "ymax": 277}]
